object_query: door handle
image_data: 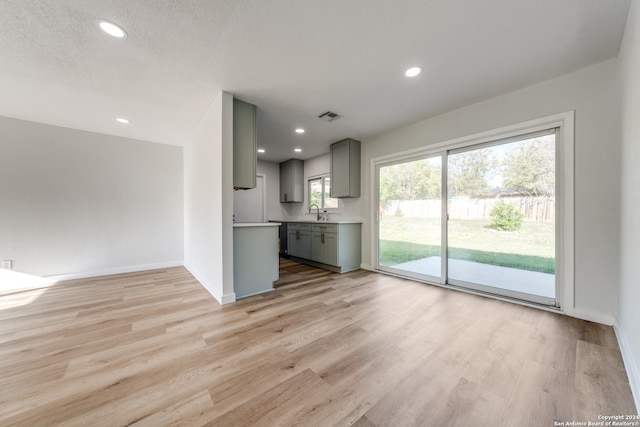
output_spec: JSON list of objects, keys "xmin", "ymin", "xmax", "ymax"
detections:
[{"xmin": 321, "ymin": 232, "xmax": 325, "ymax": 244}]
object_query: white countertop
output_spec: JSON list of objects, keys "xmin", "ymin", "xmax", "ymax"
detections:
[
  {"xmin": 269, "ymin": 219, "xmax": 362, "ymax": 224},
  {"xmin": 233, "ymin": 222, "xmax": 281, "ymax": 227}
]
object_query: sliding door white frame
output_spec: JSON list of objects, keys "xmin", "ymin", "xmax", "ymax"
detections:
[{"xmin": 370, "ymin": 111, "xmax": 575, "ymax": 313}]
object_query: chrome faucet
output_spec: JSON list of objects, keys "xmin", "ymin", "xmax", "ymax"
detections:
[{"xmin": 309, "ymin": 203, "xmax": 321, "ymax": 221}]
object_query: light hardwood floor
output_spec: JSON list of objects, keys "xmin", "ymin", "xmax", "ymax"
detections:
[{"xmin": 0, "ymin": 259, "xmax": 636, "ymax": 426}]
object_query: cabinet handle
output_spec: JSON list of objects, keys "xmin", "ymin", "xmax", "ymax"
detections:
[
  {"xmin": 296, "ymin": 230, "xmax": 300, "ymax": 240},
  {"xmin": 284, "ymin": 193, "xmax": 288, "ymax": 202},
  {"xmin": 321, "ymin": 232, "xmax": 325, "ymax": 244}
]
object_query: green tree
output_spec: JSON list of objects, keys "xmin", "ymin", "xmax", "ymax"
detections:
[
  {"xmin": 448, "ymin": 149, "xmax": 494, "ymax": 197},
  {"xmin": 413, "ymin": 159, "xmax": 441, "ymax": 199},
  {"xmin": 380, "ymin": 158, "xmax": 441, "ymax": 201},
  {"xmin": 503, "ymin": 137, "xmax": 555, "ymax": 196}
]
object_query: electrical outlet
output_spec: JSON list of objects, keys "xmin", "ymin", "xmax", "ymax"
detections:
[{"xmin": 2, "ymin": 260, "xmax": 14, "ymax": 269}]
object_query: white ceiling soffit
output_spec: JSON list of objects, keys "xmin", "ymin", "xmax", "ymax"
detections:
[{"xmin": 0, "ymin": 0, "xmax": 631, "ymax": 162}]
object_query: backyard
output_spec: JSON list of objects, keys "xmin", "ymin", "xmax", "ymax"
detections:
[{"xmin": 379, "ymin": 215, "xmax": 555, "ymax": 273}]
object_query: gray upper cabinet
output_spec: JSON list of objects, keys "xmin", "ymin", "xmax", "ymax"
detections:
[
  {"xmin": 280, "ymin": 159, "xmax": 304, "ymax": 203},
  {"xmin": 233, "ymin": 98, "xmax": 257, "ymax": 190},
  {"xmin": 330, "ymin": 138, "xmax": 360, "ymax": 198}
]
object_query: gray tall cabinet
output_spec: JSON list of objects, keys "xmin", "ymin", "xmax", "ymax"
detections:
[
  {"xmin": 280, "ymin": 159, "xmax": 304, "ymax": 202},
  {"xmin": 330, "ymin": 138, "xmax": 360, "ymax": 198},
  {"xmin": 233, "ymin": 98, "xmax": 257, "ymax": 190}
]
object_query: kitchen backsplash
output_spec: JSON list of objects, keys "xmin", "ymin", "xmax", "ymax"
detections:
[{"xmin": 278, "ymin": 196, "xmax": 362, "ymax": 222}]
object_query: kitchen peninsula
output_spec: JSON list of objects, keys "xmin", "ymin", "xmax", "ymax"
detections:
[{"xmin": 233, "ymin": 222, "xmax": 280, "ymax": 298}]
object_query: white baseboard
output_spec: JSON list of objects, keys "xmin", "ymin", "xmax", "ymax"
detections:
[
  {"xmin": 360, "ymin": 263, "xmax": 373, "ymax": 271},
  {"xmin": 571, "ymin": 308, "xmax": 615, "ymax": 326},
  {"xmin": 46, "ymin": 261, "xmax": 184, "ymax": 282},
  {"xmin": 220, "ymin": 292, "xmax": 237, "ymax": 304},
  {"xmin": 183, "ymin": 262, "xmax": 236, "ymax": 305},
  {"xmin": 614, "ymin": 319, "xmax": 640, "ymax": 413}
]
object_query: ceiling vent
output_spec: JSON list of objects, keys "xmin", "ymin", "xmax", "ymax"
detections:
[{"xmin": 318, "ymin": 111, "xmax": 341, "ymax": 122}]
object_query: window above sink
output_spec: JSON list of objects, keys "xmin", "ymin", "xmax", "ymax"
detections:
[{"xmin": 308, "ymin": 175, "xmax": 338, "ymax": 210}]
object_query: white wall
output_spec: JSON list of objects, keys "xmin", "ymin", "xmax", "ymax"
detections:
[
  {"xmin": 0, "ymin": 116, "xmax": 184, "ymax": 278},
  {"xmin": 361, "ymin": 58, "xmax": 621, "ymax": 320},
  {"xmin": 184, "ymin": 91, "xmax": 235, "ymax": 304},
  {"xmin": 618, "ymin": 0, "xmax": 640, "ymax": 411},
  {"xmin": 257, "ymin": 160, "xmax": 284, "ymax": 221},
  {"xmin": 279, "ymin": 153, "xmax": 363, "ymax": 221}
]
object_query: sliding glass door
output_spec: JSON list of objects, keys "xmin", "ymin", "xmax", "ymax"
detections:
[
  {"xmin": 447, "ymin": 130, "xmax": 556, "ymax": 305},
  {"xmin": 378, "ymin": 156, "xmax": 443, "ymax": 282},
  {"xmin": 377, "ymin": 129, "xmax": 557, "ymax": 306}
]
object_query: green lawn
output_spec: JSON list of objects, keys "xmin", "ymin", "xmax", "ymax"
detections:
[{"xmin": 379, "ymin": 216, "xmax": 555, "ymax": 274}]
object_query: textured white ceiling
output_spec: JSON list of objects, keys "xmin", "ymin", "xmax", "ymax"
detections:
[{"xmin": 0, "ymin": 0, "xmax": 631, "ymax": 162}]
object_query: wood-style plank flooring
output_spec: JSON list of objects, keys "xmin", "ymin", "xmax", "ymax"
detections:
[{"xmin": 0, "ymin": 259, "xmax": 636, "ymax": 426}]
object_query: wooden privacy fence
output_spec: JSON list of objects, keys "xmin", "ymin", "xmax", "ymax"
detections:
[{"xmin": 382, "ymin": 197, "xmax": 555, "ymax": 222}]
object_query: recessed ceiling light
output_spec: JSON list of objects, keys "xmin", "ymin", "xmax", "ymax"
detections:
[
  {"xmin": 294, "ymin": 148, "xmax": 302, "ymax": 152},
  {"xmin": 98, "ymin": 20, "xmax": 127, "ymax": 38},
  {"xmin": 295, "ymin": 128, "xmax": 305, "ymax": 134},
  {"xmin": 257, "ymin": 148, "xmax": 265, "ymax": 153},
  {"xmin": 405, "ymin": 67, "xmax": 422, "ymax": 77},
  {"xmin": 116, "ymin": 118, "xmax": 129, "ymax": 124}
]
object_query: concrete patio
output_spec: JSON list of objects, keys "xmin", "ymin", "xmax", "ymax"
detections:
[{"xmin": 391, "ymin": 256, "xmax": 555, "ymax": 298}]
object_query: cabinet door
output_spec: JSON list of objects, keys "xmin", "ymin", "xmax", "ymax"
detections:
[
  {"xmin": 311, "ymin": 231, "xmax": 324, "ymax": 262},
  {"xmin": 330, "ymin": 138, "xmax": 360, "ymax": 198},
  {"xmin": 331, "ymin": 140, "xmax": 349, "ymax": 197},
  {"xmin": 280, "ymin": 159, "xmax": 304, "ymax": 202},
  {"xmin": 298, "ymin": 230, "xmax": 312, "ymax": 259},
  {"xmin": 287, "ymin": 230, "xmax": 299, "ymax": 256},
  {"xmin": 280, "ymin": 161, "xmax": 291, "ymax": 202},
  {"xmin": 323, "ymin": 232, "xmax": 339, "ymax": 266},
  {"xmin": 233, "ymin": 99, "xmax": 257, "ymax": 189}
]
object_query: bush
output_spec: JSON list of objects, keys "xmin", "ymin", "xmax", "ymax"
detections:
[{"xmin": 489, "ymin": 199, "xmax": 524, "ymax": 231}]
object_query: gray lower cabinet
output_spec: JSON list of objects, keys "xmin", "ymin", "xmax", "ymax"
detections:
[
  {"xmin": 287, "ymin": 223, "xmax": 311, "ymax": 259},
  {"xmin": 311, "ymin": 224, "xmax": 338, "ymax": 266},
  {"xmin": 287, "ymin": 229, "xmax": 298, "ymax": 255},
  {"xmin": 288, "ymin": 222, "xmax": 360, "ymax": 273},
  {"xmin": 233, "ymin": 225, "xmax": 279, "ymax": 299}
]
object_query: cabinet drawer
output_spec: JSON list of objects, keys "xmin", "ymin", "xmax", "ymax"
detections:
[
  {"xmin": 288, "ymin": 223, "xmax": 311, "ymax": 231},
  {"xmin": 312, "ymin": 224, "xmax": 338, "ymax": 233}
]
